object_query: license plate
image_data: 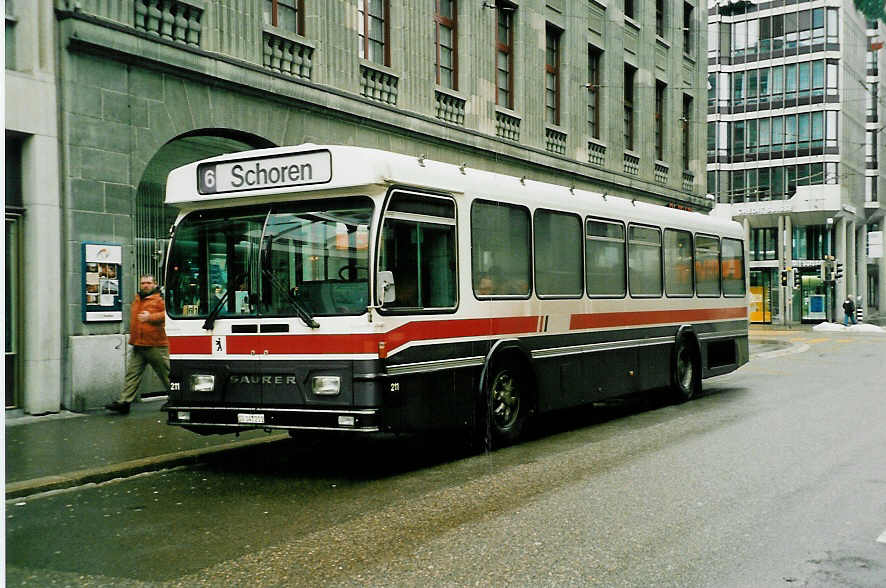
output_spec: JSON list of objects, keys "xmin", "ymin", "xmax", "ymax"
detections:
[{"xmin": 237, "ymin": 413, "xmax": 265, "ymax": 424}]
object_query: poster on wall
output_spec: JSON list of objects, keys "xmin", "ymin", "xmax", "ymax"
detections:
[
  {"xmin": 807, "ymin": 294, "xmax": 826, "ymax": 321},
  {"xmin": 82, "ymin": 242, "xmax": 123, "ymax": 322}
]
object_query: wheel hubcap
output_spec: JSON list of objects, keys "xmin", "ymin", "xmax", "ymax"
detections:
[
  {"xmin": 491, "ymin": 371, "xmax": 520, "ymax": 431},
  {"xmin": 677, "ymin": 348, "xmax": 693, "ymax": 391}
]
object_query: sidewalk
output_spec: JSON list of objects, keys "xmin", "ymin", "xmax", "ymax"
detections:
[{"xmin": 5, "ymin": 399, "xmax": 286, "ymax": 500}]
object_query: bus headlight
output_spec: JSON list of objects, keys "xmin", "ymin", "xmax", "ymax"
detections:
[
  {"xmin": 189, "ymin": 374, "xmax": 215, "ymax": 393},
  {"xmin": 312, "ymin": 375, "xmax": 341, "ymax": 396}
]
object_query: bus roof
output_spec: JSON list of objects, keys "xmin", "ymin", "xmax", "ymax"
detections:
[{"xmin": 165, "ymin": 144, "xmax": 742, "ymax": 237}]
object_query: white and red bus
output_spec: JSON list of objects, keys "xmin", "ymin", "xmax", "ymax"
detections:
[{"xmin": 162, "ymin": 145, "xmax": 748, "ymax": 446}]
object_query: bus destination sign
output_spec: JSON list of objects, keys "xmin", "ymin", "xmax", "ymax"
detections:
[{"xmin": 197, "ymin": 150, "xmax": 332, "ymax": 195}]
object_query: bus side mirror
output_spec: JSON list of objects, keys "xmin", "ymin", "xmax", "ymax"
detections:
[{"xmin": 377, "ymin": 271, "xmax": 396, "ymax": 304}]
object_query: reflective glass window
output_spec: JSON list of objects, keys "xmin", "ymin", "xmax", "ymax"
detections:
[
  {"xmin": 535, "ymin": 210, "xmax": 582, "ymax": 296},
  {"xmin": 664, "ymin": 229, "xmax": 693, "ymax": 296},
  {"xmin": 471, "ymin": 200, "xmax": 530, "ymax": 296},
  {"xmin": 586, "ymin": 219, "xmax": 626, "ymax": 297},
  {"xmin": 722, "ymin": 238, "xmax": 746, "ymax": 296},
  {"xmin": 695, "ymin": 234, "xmax": 721, "ymax": 296},
  {"xmin": 629, "ymin": 225, "xmax": 662, "ymax": 296}
]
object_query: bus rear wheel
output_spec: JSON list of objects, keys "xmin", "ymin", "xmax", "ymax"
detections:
[
  {"xmin": 485, "ymin": 363, "xmax": 528, "ymax": 446},
  {"xmin": 670, "ymin": 336, "xmax": 700, "ymax": 403}
]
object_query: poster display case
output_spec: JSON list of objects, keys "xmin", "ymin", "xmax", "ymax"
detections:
[{"xmin": 82, "ymin": 242, "xmax": 123, "ymax": 322}]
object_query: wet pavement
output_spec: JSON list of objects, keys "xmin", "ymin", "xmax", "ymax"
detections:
[
  {"xmin": 7, "ymin": 328, "xmax": 886, "ymax": 587},
  {"xmin": 5, "ymin": 400, "xmax": 285, "ymax": 499}
]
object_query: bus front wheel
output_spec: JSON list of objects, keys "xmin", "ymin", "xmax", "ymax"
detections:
[{"xmin": 670, "ymin": 336, "xmax": 700, "ymax": 403}]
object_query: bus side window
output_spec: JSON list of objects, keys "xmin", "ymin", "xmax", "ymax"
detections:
[
  {"xmin": 379, "ymin": 192, "xmax": 457, "ymax": 311},
  {"xmin": 628, "ymin": 225, "xmax": 663, "ymax": 297},
  {"xmin": 471, "ymin": 200, "xmax": 531, "ymax": 297},
  {"xmin": 586, "ymin": 218, "xmax": 626, "ymax": 297},
  {"xmin": 694, "ymin": 234, "xmax": 721, "ymax": 297},
  {"xmin": 534, "ymin": 210, "xmax": 583, "ymax": 297},
  {"xmin": 722, "ymin": 238, "xmax": 747, "ymax": 296},
  {"xmin": 664, "ymin": 228, "xmax": 694, "ymax": 297}
]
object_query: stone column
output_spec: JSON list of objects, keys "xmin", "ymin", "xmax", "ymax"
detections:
[
  {"xmin": 21, "ymin": 134, "xmax": 63, "ymax": 414},
  {"xmin": 777, "ymin": 216, "xmax": 786, "ymax": 324},
  {"xmin": 743, "ymin": 218, "xmax": 751, "ymax": 255},
  {"xmin": 880, "ymin": 238, "xmax": 886, "ymax": 317},
  {"xmin": 847, "ymin": 221, "xmax": 856, "ymax": 298},
  {"xmin": 784, "ymin": 215, "xmax": 793, "ymax": 324},
  {"xmin": 835, "ymin": 217, "xmax": 846, "ymax": 306},
  {"xmin": 856, "ymin": 224, "xmax": 868, "ymax": 318}
]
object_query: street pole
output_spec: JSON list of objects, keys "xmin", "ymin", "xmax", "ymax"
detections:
[{"xmin": 827, "ymin": 217, "xmax": 834, "ymax": 323}]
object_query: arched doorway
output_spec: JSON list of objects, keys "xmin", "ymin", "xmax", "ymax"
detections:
[{"xmin": 134, "ymin": 131, "xmax": 275, "ymax": 287}]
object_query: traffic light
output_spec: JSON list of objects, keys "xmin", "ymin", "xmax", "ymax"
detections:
[
  {"xmin": 793, "ymin": 270, "xmax": 801, "ymax": 289},
  {"xmin": 821, "ymin": 262, "xmax": 832, "ymax": 282},
  {"xmin": 780, "ymin": 269, "xmax": 788, "ymax": 287},
  {"xmin": 834, "ymin": 261, "xmax": 844, "ymax": 281}
]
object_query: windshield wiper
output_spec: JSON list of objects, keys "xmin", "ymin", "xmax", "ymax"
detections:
[
  {"xmin": 202, "ymin": 269, "xmax": 249, "ymax": 331},
  {"xmin": 261, "ymin": 267, "xmax": 320, "ymax": 329}
]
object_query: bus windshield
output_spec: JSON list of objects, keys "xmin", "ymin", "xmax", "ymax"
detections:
[{"xmin": 166, "ymin": 197, "xmax": 373, "ymax": 320}]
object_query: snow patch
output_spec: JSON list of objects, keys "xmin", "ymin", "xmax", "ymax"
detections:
[
  {"xmin": 848, "ymin": 323, "xmax": 885, "ymax": 333},
  {"xmin": 812, "ymin": 322, "xmax": 884, "ymax": 333}
]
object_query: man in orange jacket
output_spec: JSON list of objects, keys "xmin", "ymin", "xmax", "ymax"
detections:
[{"xmin": 105, "ymin": 275, "xmax": 169, "ymax": 414}]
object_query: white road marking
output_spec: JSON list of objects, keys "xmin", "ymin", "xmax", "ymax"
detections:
[
  {"xmin": 753, "ymin": 343, "xmax": 810, "ymax": 360},
  {"xmin": 877, "ymin": 529, "xmax": 886, "ymax": 544}
]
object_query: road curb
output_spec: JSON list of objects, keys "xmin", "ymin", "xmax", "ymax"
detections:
[
  {"xmin": 5, "ymin": 433, "xmax": 288, "ymax": 500},
  {"xmin": 753, "ymin": 341, "xmax": 811, "ymax": 360}
]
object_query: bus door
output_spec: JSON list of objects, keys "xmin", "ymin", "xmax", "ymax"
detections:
[
  {"xmin": 215, "ymin": 220, "xmax": 264, "ymax": 409},
  {"xmin": 166, "ymin": 210, "xmax": 265, "ymax": 407},
  {"xmin": 378, "ymin": 190, "xmax": 461, "ymax": 429}
]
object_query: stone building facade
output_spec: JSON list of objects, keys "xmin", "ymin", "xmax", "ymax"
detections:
[{"xmin": 6, "ymin": 0, "xmax": 709, "ymax": 413}]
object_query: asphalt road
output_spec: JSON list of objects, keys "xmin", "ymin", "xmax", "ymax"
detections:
[{"xmin": 6, "ymin": 330, "xmax": 886, "ymax": 586}]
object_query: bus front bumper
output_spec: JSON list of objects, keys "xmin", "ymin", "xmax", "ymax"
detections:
[{"xmin": 163, "ymin": 404, "xmax": 381, "ymax": 433}]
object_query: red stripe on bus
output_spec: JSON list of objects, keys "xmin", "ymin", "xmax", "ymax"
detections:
[
  {"xmin": 568, "ymin": 307, "xmax": 748, "ymax": 330},
  {"xmin": 366, "ymin": 316, "xmax": 538, "ymax": 354},
  {"xmin": 168, "ymin": 336, "xmax": 212, "ymax": 355},
  {"xmin": 167, "ymin": 310, "xmax": 745, "ymax": 356},
  {"xmin": 168, "ymin": 316, "xmax": 540, "ymax": 356},
  {"xmin": 228, "ymin": 334, "xmax": 382, "ymax": 355}
]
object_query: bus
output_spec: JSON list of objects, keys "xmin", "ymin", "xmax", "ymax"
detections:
[{"xmin": 161, "ymin": 145, "xmax": 748, "ymax": 446}]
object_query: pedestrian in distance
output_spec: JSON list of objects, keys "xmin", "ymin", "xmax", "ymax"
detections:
[
  {"xmin": 842, "ymin": 296, "xmax": 857, "ymax": 327},
  {"xmin": 105, "ymin": 275, "xmax": 169, "ymax": 414}
]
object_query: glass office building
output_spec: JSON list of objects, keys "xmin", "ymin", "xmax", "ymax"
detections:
[{"xmin": 707, "ymin": 0, "xmax": 885, "ymax": 324}]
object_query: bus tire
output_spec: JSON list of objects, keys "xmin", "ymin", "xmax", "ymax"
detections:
[
  {"xmin": 485, "ymin": 361, "xmax": 529, "ymax": 447},
  {"xmin": 670, "ymin": 335, "xmax": 700, "ymax": 403}
]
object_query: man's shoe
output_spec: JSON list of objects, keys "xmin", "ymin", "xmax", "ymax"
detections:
[{"xmin": 105, "ymin": 401, "xmax": 130, "ymax": 415}]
